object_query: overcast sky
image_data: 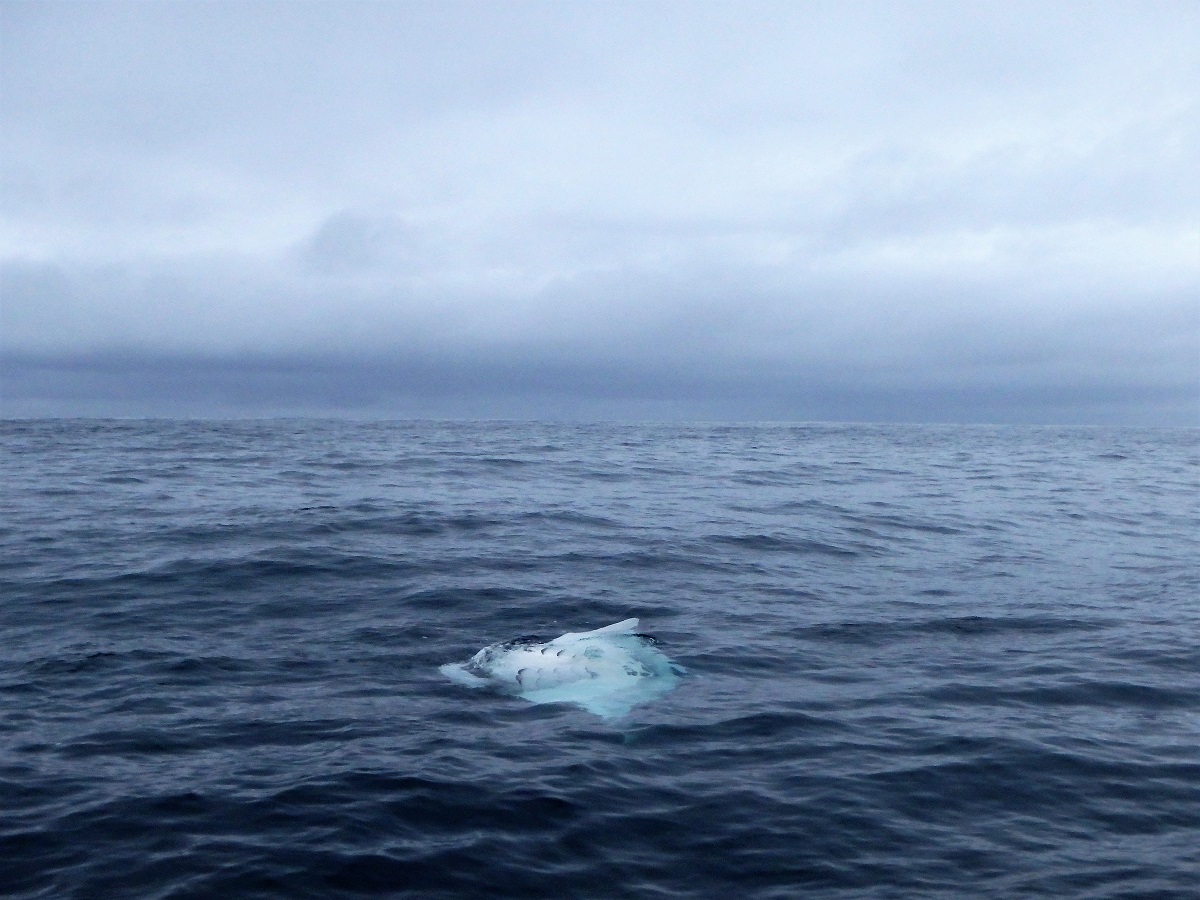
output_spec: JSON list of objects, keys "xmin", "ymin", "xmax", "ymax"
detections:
[{"xmin": 1, "ymin": 0, "xmax": 1197, "ymax": 422}]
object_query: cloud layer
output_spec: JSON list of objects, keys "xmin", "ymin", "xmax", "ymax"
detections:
[{"xmin": 2, "ymin": 0, "xmax": 1197, "ymax": 421}]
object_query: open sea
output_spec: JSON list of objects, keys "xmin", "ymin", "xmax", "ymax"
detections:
[{"xmin": 1, "ymin": 419, "xmax": 1197, "ymax": 899}]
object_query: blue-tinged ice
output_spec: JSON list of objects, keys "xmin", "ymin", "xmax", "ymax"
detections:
[{"xmin": 439, "ymin": 618, "xmax": 682, "ymax": 719}]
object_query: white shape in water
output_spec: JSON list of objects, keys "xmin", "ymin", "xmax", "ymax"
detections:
[{"xmin": 439, "ymin": 618, "xmax": 682, "ymax": 719}]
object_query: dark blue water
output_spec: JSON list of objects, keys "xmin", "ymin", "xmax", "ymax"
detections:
[{"xmin": 2, "ymin": 420, "xmax": 1198, "ymax": 899}]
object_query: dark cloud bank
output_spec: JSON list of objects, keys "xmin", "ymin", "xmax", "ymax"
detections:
[{"xmin": 2, "ymin": 1, "xmax": 1197, "ymax": 423}]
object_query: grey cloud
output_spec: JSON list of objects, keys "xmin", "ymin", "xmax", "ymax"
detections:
[
  {"xmin": 299, "ymin": 212, "xmax": 410, "ymax": 276},
  {"xmin": 1, "ymin": 0, "xmax": 1197, "ymax": 423},
  {"xmin": 4, "ymin": 247, "xmax": 1194, "ymax": 422}
]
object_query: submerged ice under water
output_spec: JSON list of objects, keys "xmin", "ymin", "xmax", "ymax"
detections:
[
  {"xmin": 439, "ymin": 617, "xmax": 683, "ymax": 718},
  {"xmin": 1, "ymin": 420, "xmax": 1197, "ymax": 899}
]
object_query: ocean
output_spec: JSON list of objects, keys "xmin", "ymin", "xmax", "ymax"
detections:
[{"xmin": 2, "ymin": 419, "xmax": 1197, "ymax": 898}]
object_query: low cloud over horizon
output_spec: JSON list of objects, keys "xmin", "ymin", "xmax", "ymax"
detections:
[{"xmin": 2, "ymin": 1, "xmax": 1197, "ymax": 423}]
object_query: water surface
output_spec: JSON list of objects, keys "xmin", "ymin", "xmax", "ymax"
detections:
[{"xmin": 2, "ymin": 420, "xmax": 1197, "ymax": 898}]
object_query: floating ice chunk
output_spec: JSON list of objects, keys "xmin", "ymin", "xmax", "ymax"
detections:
[{"xmin": 439, "ymin": 618, "xmax": 682, "ymax": 719}]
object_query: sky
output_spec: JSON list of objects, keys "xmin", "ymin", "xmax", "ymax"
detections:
[{"xmin": 1, "ymin": 0, "xmax": 1197, "ymax": 423}]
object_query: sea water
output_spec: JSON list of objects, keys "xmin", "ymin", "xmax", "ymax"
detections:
[{"xmin": 1, "ymin": 420, "xmax": 1197, "ymax": 898}]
